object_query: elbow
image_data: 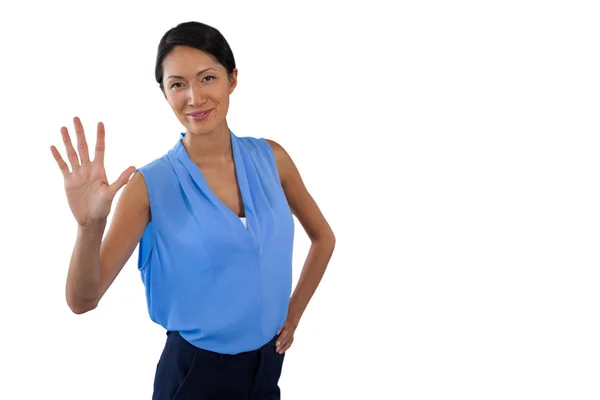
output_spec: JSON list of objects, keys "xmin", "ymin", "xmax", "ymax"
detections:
[
  {"xmin": 71, "ymin": 304, "xmax": 97, "ymax": 315},
  {"xmin": 326, "ymin": 225, "xmax": 336, "ymax": 248},
  {"xmin": 68, "ymin": 301, "xmax": 98, "ymax": 315},
  {"xmin": 313, "ymin": 229, "xmax": 336, "ymax": 251},
  {"xmin": 67, "ymin": 295, "xmax": 98, "ymax": 315},
  {"xmin": 66, "ymin": 282, "xmax": 100, "ymax": 315}
]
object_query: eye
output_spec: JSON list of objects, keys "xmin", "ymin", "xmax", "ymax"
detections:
[
  {"xmin": 170, "ymin": 82, "xmax": 184, "ymax": 90},
  {"xmin": 202, "ymin": 75, "xmax": 216, "ymax": 83}
]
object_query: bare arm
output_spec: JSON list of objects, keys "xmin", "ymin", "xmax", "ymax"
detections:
[
  {"xmin": 266, "ymin": 139, "xmax": 336, "ymax": 326},
  {"xmin": 66, "ymin": 220, "xmax": 106, "ymax": 314},
  {"xmin": 51, "ymin": 118, "xmax": 151, "ymax": 314},
  {"xmin": 66, "ymin": 172, "xmax": 150, "ymax": 314}
]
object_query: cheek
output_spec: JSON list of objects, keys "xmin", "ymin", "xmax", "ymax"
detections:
[
  {"xmin": 168, "ymin": 96, "xmax": 187, "ymax": 114},
  {"xmin": 210, "ymin": 84, "xmax": 231, "ymax": 105},
  {"xmin": 215, "ymin": 91, "xmax": 230, "ymax": 109}
]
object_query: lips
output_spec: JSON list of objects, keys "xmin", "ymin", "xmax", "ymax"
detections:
[
  {"xmin": 187, "ymin": 109, "xmax": 213, "ymax": 121},
  {"xmin": 187, "ymin": 109, "xmax": 212, "ymax": 117}
]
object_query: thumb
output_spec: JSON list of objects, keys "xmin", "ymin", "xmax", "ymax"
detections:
[{"xmin": 110, "ymin": 166, "xmax": 136, "ymax": 196}]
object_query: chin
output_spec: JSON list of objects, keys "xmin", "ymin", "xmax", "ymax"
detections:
[{"xmin": 186, "ymin": 124, "xmax": 213, "ymax": 136}]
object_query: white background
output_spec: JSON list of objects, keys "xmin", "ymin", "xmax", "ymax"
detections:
[{"xmin": 0, "ymin": 0, "xmax": 599, "ymax": 399}]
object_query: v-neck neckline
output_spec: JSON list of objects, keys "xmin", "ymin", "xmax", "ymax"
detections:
[{"xmin": 175, "ymin": 130, "xmax": 254, "ymax": 233}]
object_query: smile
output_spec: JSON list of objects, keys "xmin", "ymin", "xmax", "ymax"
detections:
[{"xmin": 187, "ymin": 109, "xmax": 212, "ymax": 121}]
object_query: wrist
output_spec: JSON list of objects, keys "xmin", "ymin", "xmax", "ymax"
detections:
[{"xmin": 78, "ymin": 219, "xmax": 107, "ymax": 235}]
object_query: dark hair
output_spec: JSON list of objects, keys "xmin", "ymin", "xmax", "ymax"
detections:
[{"xmin": 155, "ymin": 21, "xmax": 236, "ymax": 91}]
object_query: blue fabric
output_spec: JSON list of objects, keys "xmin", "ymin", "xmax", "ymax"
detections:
[{"xmin": 136, "ymin": 130, "xmax": 294, "ymax": 354}]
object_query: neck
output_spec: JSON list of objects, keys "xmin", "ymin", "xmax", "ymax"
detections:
[{"xmin": 182, "ymin": 120, "xmax": 232, "ymax": 164}]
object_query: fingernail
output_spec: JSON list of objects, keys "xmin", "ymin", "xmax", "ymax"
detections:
[{"xmin": 276, "ymin": 341, "xmax": 280, "ymax": 346}]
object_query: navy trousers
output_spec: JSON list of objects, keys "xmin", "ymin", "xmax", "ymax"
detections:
[{"xmin": 152, "ymin": 331, "xmax": 285, "ymax": 400}]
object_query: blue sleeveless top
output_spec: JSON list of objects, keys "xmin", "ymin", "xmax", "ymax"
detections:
[{"xmin": 135, "ymin": 130, "xmax": 295, "ymax": 354}]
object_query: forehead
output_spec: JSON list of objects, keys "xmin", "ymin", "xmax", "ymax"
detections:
[{"xmin": 163, "ymin": 46, "xmax": 222, "ymax": 76}]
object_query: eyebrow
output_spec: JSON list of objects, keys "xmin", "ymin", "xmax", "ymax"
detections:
[{"xmin": 166, "ymin": 68, "xmax": 217, "ymax": 80}]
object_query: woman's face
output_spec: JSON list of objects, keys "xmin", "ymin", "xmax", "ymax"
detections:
[{"xmin": 162, "ymin": 45, "xmax": 237, "ymax": 135}]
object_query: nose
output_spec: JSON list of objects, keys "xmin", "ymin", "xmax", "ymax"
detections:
[{"xmin": 187, "ymin": 82, "xmax": 205, "ymax": 107}]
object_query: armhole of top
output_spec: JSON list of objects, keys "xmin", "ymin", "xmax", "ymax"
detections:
[
  {"xmin": 135, "ymin": 168, "xmax": 155, "ymax": 272},
  {"xmin": 259, "ymin": 138, "xmax": 284, "ymax": 185}
]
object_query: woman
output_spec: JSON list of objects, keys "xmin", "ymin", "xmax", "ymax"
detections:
[{"xmin": 50, "ymin": 21, "xmax": 335, "ymax": 399}]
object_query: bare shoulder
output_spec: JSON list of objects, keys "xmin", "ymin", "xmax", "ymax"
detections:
[
  {"xmin": 264, "ymin": 138, "xmax": 333, "ymax": 241},
  {"xmin": 264, "ymin": 138, "xmax": 294, "ymax": 186},
  {"xmin": 119, "ymin": 170, "xmax": 150, "ymax": 207},
  {"xmin": 264, "ymin": 138, "xmax": 287, "ymax": 161}
]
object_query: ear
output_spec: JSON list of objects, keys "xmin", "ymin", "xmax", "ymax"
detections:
[{"xmin": 229, "ymin": 68, "xmax": 238, "ymax": 94}]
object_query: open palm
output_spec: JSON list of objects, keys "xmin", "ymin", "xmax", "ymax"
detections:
[{"xmin": 50, "ymin": 117, "xmax": 135, "ymax": 227}]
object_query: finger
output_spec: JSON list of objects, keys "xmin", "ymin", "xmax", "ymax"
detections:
[
  {"xmin": 73, "ymin": 116, "xmax": 90, "ymax": 164},
  {"xmin": 94, "ymin": 121, "xmax": 105, "ymax": 165},
  {"xmin": 278, "ymin": 336, "xmax": 293, "ymax": 354},
  {"xmin": 280, "ymin": 337, "xmax": 293, "ymax": 353},
  {"xmin": 50, "ymin": 145, "xmax": 70, "ymax": 177},
  {"xmin": 61, "ymin": 126, "xmax": 81, "ymax": 170},
  {"xmin": 276, "ymin": 329, "xmax": 287, "ymax": 352},
  {"xmin": 109, "ymin": 166, "xmax": 136, "ymax": 197}
]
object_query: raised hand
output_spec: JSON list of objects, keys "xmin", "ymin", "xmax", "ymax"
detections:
[{"xmin": 50, "ymin": 117, "xmax": 136, "ymax": 227}]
